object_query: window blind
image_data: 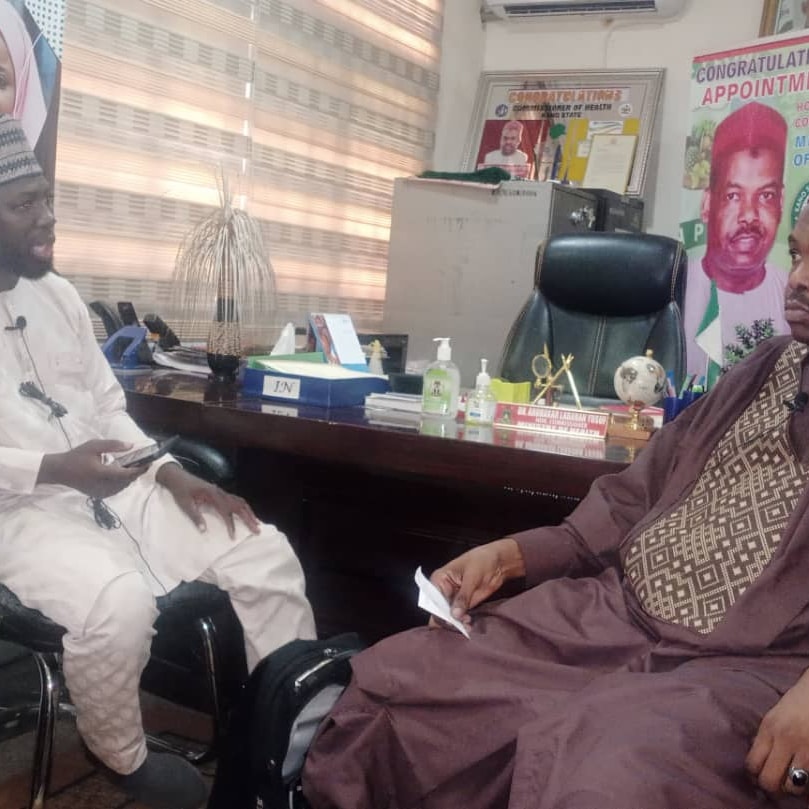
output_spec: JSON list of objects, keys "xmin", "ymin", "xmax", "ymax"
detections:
[{"xmin": 56, "ymin": 0, "xmax": 443, "ymax": 339}]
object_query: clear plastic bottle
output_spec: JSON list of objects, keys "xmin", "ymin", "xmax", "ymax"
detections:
[
  {"xmin": 465, "ymin": 358, "xmax": 497, "ymax": 425},
  {"xmin": 421, "ymin": 337, "xmax": 461, "ymax": 418}
]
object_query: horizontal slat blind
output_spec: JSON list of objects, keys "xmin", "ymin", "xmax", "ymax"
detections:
[{"xmin": 55, "ymin": 0, "xmax": 443, "ymax": 339}]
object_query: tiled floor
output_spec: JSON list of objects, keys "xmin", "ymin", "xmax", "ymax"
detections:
[{"xmin": 0, "ymin": 647, "xmax": 215, "ymax": 809}]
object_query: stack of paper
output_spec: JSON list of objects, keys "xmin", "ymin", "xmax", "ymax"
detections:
[
  {"xmin": 152, "ymin": 347, "xmax": 210, "ymax": 376},
  {"xmin": 364, "ymin": 392, "xmax": 422, "ymax": 413}
]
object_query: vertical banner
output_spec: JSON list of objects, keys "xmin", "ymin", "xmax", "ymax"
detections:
[
  {"xmin": 0, "ymin": 0, "xmax": 62, "ymax": 184},
  {"xmin": 681, "ymin": 34, "xmax": 809, "ymax": 383}
]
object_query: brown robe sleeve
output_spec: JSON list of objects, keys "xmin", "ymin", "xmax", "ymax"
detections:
[
  {"xmin": 512, "ymin": 400, "xmax": 704, "ymax": 587},
  {"xmin": 512, "ymin": 336, "xmax": 793, "ymax": 589}
]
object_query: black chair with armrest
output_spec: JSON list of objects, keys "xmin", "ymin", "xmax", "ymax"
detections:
[
  {"xmin": 498, "ymin": 232, "xmax": 687, "ymax": 407},
  {"xmin": 0, "ymin": 438, "xmax": 246, "ymax": 809}
]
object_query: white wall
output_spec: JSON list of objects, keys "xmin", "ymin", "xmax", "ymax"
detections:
[
  {"xmin": 434, "ymin": 0, "xmax": 763, "ymax": 237},
  {"xmin": 432, "ymin": 0, "xmax": 486, "ymax": 171}
]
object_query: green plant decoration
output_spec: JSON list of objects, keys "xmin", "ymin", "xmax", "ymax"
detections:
[{"xmin": 723, "ymin": 318, "xmax": 775, "ymax": 371}]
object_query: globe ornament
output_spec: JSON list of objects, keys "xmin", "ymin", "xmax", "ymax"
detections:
[{"xmin": 612, "ymin": 350, "xmax": 667, "ymax": 438}]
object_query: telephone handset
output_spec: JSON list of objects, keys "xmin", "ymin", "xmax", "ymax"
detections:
[
  {"xmin": 89, "ymin": 300, "xmax": 124, "ymax": 338},
  {"xmin": 117, "ymin": 301, "xmax": 140, "ymax": 327}
]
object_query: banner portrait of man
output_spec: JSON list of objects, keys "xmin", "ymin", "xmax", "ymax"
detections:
[
  {"xmin": 681, "ymin": 36, "xmax": 809, "ymax": 383},
  {"xmin": 684, "ymin": 101, "xmax": 789, "ymax": 376}
]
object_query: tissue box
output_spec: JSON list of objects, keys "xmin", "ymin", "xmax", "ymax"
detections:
[{"xmin": 243, "ymin": 360, "xmax": 389, "ymax": 407}]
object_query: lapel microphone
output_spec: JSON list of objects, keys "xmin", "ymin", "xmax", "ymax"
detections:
[
  {"xmin": 4, "ymin": 315, "xmax": 26, "ymax": 331},
  {"xmin": 784, "ymin": 392, "xmax": 809, "ymax": 413}
]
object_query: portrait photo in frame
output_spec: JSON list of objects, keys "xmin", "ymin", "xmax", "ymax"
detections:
[
  {"xmin": 462, "ymin": 69, "xmax": 665, "ymax": 197},
  {"xmin": 760, "ymin": 0, "xmax": 809, "ymax": 36}
]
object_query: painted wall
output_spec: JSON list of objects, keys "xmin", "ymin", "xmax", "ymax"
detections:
[{"xmin": 434, "ymin": 0, "xmax": 763, "ymax": 237}]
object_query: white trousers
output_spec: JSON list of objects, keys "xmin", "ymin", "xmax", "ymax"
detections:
[{"xmin": 0, "ymin": 477, "xmax": 316, "ymax": 774}]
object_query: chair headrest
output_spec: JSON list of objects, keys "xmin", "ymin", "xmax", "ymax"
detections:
[{"xmin": 536, "ymin": 232, "xmax": 686, "ymax": 317}]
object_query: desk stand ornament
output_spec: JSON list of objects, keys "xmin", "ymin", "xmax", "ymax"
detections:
[
  {"xmin": 532, "ymin": 344, "xmax": 583, "ymax": 409},
  {"xmin": 611, "ymin": 350, "xmax": 667, "ymax": 440},
  {"xmin": 171, "ymin": 173, "xmax": 276, "ymax": 382}
]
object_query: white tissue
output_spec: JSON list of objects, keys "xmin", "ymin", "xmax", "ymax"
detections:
[
  {"xmin": 414, "ymin": 567, "xmax": 470, "ymax": 638},
  {"xmin": 271, "ymin": 322, "xmax": 297, "ymax": 355}
]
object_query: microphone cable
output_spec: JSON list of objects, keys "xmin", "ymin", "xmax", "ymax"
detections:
[{"xmin": 9, "ymin": 313, "xmax": 168, "ymax": 592}]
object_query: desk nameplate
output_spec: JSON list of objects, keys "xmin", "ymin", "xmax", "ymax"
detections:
[{"xmin": 494, "ymin": 402, "xmax": 609, "ymax": 439}]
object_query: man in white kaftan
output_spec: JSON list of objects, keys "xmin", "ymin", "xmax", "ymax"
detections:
[{"xmin": 0, "ymin": 115, "xmax": 316, "ymax": 809}]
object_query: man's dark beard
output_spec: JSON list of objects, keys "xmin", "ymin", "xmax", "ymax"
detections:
[{"xmin": 0, "ymin": 240, "xmax": 52, "ymax": 280}]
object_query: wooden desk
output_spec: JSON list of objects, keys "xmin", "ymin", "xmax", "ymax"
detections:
[{"xmin": 122, "ymin": 371, "xmax": 633, "ymax": 641}]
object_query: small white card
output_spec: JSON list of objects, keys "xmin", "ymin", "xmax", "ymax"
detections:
[
  {"xmin": 310, "ymin": 313, "xmax": 367, "ymax": 368},
  {"xmin": 414, "ymin": 567, "xmax": 470, "ymax": 638}
]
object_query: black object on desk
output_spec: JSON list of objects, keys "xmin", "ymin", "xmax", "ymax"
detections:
[{"xmin": 389, "ymin": 372, "xmax": 423, "ymax": 395}]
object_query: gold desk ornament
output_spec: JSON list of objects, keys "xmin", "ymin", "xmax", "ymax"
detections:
[
  {"xmin": 609, "ymin": 349, "xmax": 667, "ymax": 441},
  {"xmin": 531, "ymin": 346, "xmax": 583, "ymax": 409}
]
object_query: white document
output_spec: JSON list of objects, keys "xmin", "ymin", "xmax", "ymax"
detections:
[
  {"xmin": 251, "ymin": 359, "xmax": 384, "ymax": 380},
  {"xmin": 414, "ymin": 567, "xmax": 470, "ymax": 638},
  {"xmin": 582, "ymin": 133, "xmax": 638, "ymax": 194}
]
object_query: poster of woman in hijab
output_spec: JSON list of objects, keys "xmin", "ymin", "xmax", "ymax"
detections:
[{"xmin": 0, "ymin": 0, "xmax": 60, "ymax": 183}]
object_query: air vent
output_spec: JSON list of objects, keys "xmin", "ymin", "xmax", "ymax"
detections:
[{"xmin": 482, "ymin": 0, "xmax": 684, "ymax": 20}]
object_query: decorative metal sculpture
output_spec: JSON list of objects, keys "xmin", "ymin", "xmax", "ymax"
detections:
[{"xmin": 531, "ymin": 345, "xmax": 582, "ymax": 409}]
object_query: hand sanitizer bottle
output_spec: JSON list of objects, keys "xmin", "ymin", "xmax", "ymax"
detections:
[
  {"xmin": 465, "ymin": 358, "xmax": 497, "ymax": 425},
  {"xmin": 421, "ymin": 337, "xmax": 460, "ymax": 418}
]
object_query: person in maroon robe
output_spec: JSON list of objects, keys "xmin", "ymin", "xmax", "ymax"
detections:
[{"xmin": 301, "ymin": 206, "xmax": 809, "ymax": 809}]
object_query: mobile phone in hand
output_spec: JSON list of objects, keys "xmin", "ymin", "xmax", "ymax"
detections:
[{"xmin": 116, "ymin": 436, "xmax": 179, "ymax": 468}]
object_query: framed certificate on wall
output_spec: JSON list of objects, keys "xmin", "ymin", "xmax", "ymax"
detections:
[{"xmin": 462, "ymin": 68, "xmax": 664, "ymax": 197}]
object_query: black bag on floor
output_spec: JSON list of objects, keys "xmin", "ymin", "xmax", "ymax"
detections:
[{"xmin": 208, "ymin": 632, "xmax": 365, "ymax": 809}]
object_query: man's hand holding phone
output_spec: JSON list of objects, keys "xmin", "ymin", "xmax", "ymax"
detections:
[
  {"xmin": 113, "ymin": 435, "xmax": 178, "ymax": 468},
  {"xmin": 38, "ymin": 439, "xmax": 149, "ymax": 498}
]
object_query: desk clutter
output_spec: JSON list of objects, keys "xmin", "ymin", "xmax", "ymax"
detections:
[
  {"xmin": 92, "ymin": 297, "xmax": 699, "ymax": 440},
  {"xmin": 244, "ymin": 314, "xmax": 391, "ymax": 406},
  {"xmin": 361, "ymin": 342, "xmax": 702, "ymax": 447},
  {"xmin": 92, "ymin": 301, "xmax": 399, "ymax": 407}
]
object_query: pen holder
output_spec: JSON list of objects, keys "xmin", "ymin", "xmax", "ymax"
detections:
[
  {"xmin": 662, "ymin": 396, "xmax": 683, "ymax": 424},
  {"xmin": 662, "ymin": 390, "xmax": 704, "ymax": 424}
]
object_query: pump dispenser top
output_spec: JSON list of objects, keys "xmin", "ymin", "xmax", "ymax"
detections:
[
  {"xmin": 434, "ymin": 337, "xmax": 452, "ymax": 361},
  {"xmin": 475, "ymin": 358, "xmax": 491, "ymax": 388}
]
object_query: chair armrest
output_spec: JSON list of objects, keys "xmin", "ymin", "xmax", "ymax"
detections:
[
  {"xmin": 168, "ymin": 437, "xmax": 235, "ymax": 487},
  {"xmin": 155, "ymin": 580, "xmax": 231, "ymax": 620},
  {"xmin": 0, "ymin": 583, "xmax": 65, "ymax": 650}
]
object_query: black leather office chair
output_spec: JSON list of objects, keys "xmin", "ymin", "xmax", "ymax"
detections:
[
  {"xmin": 0, "ymin": 439, "xmax": 246, "ymax": 809},
  {"xmin": 498, "ymin": 232, "xmax": 687, "ymax": 406}
]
